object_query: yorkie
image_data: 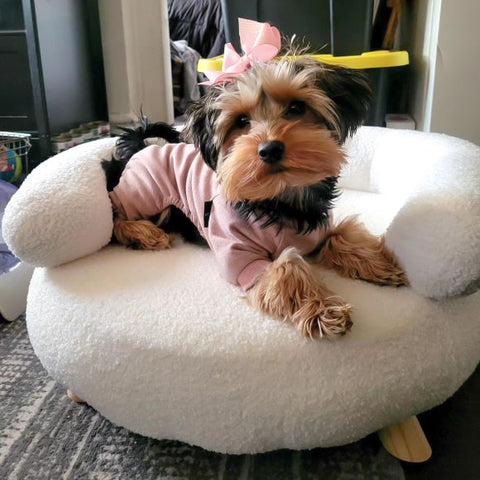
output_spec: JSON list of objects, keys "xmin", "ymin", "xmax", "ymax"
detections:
[{"xmin": 103, "ymin": 55, "xmax": 407, "ymax": 340}]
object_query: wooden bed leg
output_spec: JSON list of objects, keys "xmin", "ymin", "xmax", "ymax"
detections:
[
  {"xmin": 378, "ymin": 416, "xmax": 432, "ymax": 463},
  {"xmin": 67, "ymin": 389, "xmax": 85, "ymax": 404}
]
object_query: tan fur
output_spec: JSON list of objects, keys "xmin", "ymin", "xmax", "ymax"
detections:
[
  {"xmin": 248, "ymin": 248, "xmax": 352, "ymax": 339},
  {"xmin": 214, "ymin": 60, "xmax": 340, "ymax": 136},
  {"xmin": 210, "ymin": 60, "xmax": 346, "ymax": 202},
  {"xmin": 317, "ymin": 217, "xmax": 408, "ymax": 286},
  {"xmin": 114, "ymin": 219, "xmax": 171, "ymax": 250},
  {"xmin": 218, "ymin": 123, "xmax": 345, "ymax": 201}
]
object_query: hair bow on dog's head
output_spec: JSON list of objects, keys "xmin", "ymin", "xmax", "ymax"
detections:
[{"xmin": 201, "ymin": 18, "xmax": 281, "ymax": 86}]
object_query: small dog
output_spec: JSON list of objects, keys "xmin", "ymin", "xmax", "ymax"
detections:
[{"xmin": 103, "ymin": 57, "xmax": 407, "ymax": 339}]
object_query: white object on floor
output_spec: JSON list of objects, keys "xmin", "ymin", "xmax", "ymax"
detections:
[
  {"xmin": 0, "ymin": 261, "xmax": 34, "ymax": 321},
  {"xmin": 0, "ymin": 179, "xmax": 34, "ymax": 321}
]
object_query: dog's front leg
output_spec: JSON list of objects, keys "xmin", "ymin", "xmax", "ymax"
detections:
[
  {"xmin": 248, "ymin": 248, "xmax": 352, "ymax": 339},
  {"xmin": 317, "ymin": 217, "xmax": 408, "ymax": 286}
]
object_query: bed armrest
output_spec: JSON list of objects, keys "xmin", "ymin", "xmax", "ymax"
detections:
[
  {"xmin": 384, "ymin": 133, "xmax": 480, "ymax": 298},
  {"xmin": 342, "ymin": 127, "xmax": 480, "ymax": 298},
  {"xmin": 2, "ymin": 138, "xmax": 116, "ymax": 267},
  {"xmin": 348, "ymin": 127, "xmax": 480, "ymax": 298}
]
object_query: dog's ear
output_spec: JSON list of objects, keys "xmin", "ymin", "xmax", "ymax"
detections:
[
  {"xmin": 182, "ymin": 89, "xmax": 221, "ymax": 170},
  {"xmin": 314, "ymin": 64, "xmax": 372, "ymax": 143}
]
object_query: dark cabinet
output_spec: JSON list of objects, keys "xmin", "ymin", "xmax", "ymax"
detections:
[{"xmin": 0, "ymin": 0, "xmax": 107, "ymax": 169}]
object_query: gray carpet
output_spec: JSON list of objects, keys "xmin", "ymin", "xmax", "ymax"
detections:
[{"xmin": 0, "ymin": 317, "xmax": 405, "ymax": 480}]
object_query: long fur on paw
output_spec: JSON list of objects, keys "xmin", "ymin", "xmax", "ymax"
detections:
[
  {"xmin": 292, "ymin": 294, "xmax": 352, "ymax": 339},
  {"xmin": 249, "ymin": 248, "xmax": 352, "ymax": 339},
  {"xmin": 249, "ymin": 248, "xmax": 313, "ymax": 318},
  {"xmin": 113, "ymin": 219, "xmax": 171, "ymax": 250}
]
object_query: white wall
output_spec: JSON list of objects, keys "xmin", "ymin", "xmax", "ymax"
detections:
[
  {"xmin": 409, "ymin": 0, "xmax": 480, "ymax": 144},
  {"xmin": 407, "ymin": 0, "xmax": 441, "ymax": 132},
  {"xmin": 98, "ymin": 0, "xmax": 174, "ymax": 126},
  {"xmin": 429, "ymin": 0, "xmax": 480, "ymax": 144}
]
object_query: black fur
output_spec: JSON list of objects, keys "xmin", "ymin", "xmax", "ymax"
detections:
[
  {"xmin": 314, "ymin": 64, "xmax": 372, "ymax": 143},
  {"xmin": 182, "ymin": 89, "xmax": 221, "ymax": 170},
  {"xmin": 102, "ymin": 156, "xmax": 130, "ymax": 193},
  {"xmin": 233, "ymin": 177, "xmax": 340, "ymax": 234},
  {"xmin": 153, "ymin": 206, "xmax": 206, "ymax": 245},
  {"xmin": 102, "ymin": 118, "xmax": 180, "ymax": 191}
]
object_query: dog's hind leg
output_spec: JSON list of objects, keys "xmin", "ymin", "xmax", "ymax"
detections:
[
  {"xmin": 113, "ymin": 219, "xmax": 172, "ymax": 250},
  {"xmin": 317, "ymin": 217, "xmax": 408, "ymax": 286}
]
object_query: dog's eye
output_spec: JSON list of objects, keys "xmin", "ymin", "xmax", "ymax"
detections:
[
  {"xmin": 234, "ymin": 114, "xmax": 250, "ymax": 129},
  {"xmin": 285, "ymin": 100, "xmax": 306, "ymax": 117}
]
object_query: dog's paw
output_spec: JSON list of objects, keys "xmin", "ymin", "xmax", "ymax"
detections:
[
  {"xmin": 293, "ymin": 295, "xmax": 353, "ymax": 340},
  {"xmin": 376, "ymin": 265, "xmax": 409, "ymax": 287},
  {"xmin": 356, "ymin": 254, "xmax": 409, "ymax": 287},
  {"xmin": 114, "ymin": 219, "xmax": 172, "ymax": 250},
  {"xmin": 363, "ymin": 242, "xmax": 409, "ymax": 287}
]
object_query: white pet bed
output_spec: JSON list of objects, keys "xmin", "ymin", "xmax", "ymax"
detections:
[{"xmin": 3, "ymin": 127, "xmax": 480, "ymax": 455}]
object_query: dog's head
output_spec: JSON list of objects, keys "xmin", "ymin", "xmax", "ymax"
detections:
[{"xmin": 183, "ymin": 58, "xmax": 371, "ymax": 202}]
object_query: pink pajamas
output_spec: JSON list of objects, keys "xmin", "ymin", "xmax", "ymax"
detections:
[{"xmin": 110, "ymin": 143, "xmax": 329, "ymax": 291}]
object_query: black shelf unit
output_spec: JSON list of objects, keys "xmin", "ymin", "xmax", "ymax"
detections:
[
  {"xmin": 220, "ymin": 0, "xmax": 409, "ymax": 127},
  {"xmin": 221, "ymin": 0, "xmax": 374, "ymax": 56},
  {"xmin": 0, "ymin": 0, "xmax": 107, "ymax": 170}
]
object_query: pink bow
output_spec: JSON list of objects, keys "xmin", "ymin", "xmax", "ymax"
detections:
[{"xmin": 201, "ymin": 18, "xmax": 281, "ymax": 85}]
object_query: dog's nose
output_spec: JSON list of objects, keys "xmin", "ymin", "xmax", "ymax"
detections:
[{"xmin": 258, "ymin": 140, "xmax": 285, "ymax": 164}]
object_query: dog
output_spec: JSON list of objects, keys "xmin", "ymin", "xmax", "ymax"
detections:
[{"xmin": 103, "ymin": 56, "xmax": 408, "ymax": 340}]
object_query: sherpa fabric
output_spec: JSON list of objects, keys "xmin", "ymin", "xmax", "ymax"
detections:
[
  {"xmin": 341, "ymin": 128, "xmax": 480, "ymax": 298},
  {"xmin": 3, "ymin": 127, "xmax": 480, "ymax": 454},
  {"xmin": 2, "ymin": 138, "xmax": 115, "ymax": 268},
  {"xmin": 26, "ymin": 239, "xmax": 480, "ymax": 454}
]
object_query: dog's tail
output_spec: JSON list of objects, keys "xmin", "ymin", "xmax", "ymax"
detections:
[{"xmin": 102, "ymin": 116, "xmax": 181, "ymax": 191}]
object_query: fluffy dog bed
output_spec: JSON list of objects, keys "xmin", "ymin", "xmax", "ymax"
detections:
[{"xmin": 3, "ymin": 127, "xmax": 480, "ymax": 454}]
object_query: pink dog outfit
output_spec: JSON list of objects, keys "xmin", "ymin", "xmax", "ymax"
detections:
[{"xmin": 110, "ymin": 143, "xmax": 329, "ymax": 292}]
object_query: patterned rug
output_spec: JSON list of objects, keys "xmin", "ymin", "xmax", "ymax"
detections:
[{"xmin": 0, "ymin": 317, "xmax": 405, "ymax": 480}]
